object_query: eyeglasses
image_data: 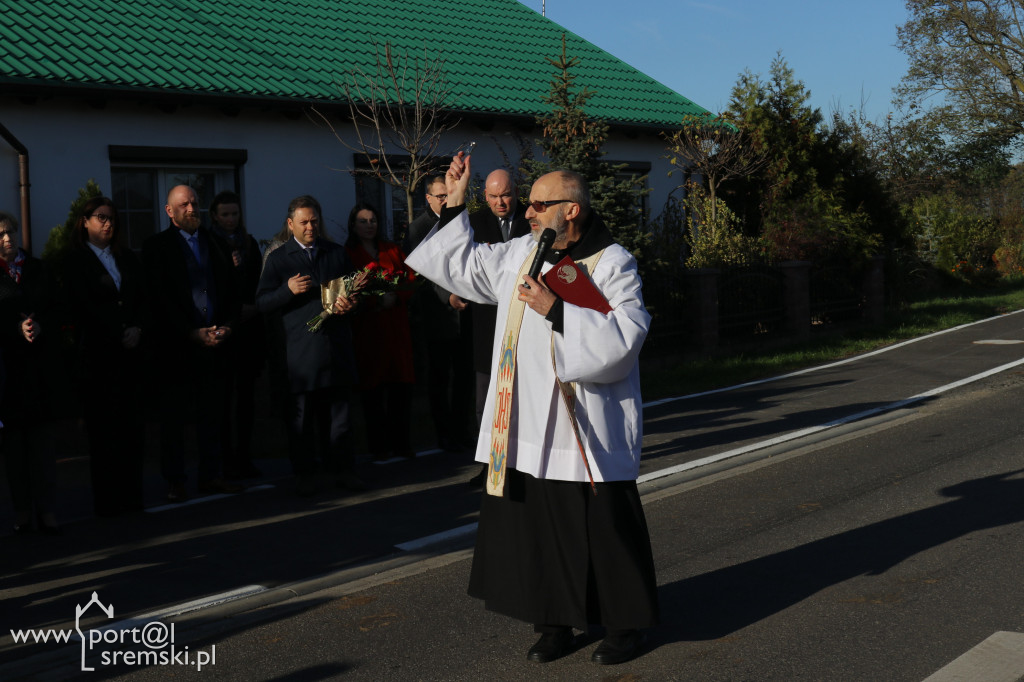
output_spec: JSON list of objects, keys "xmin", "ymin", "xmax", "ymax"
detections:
[
  {"xmin": 527, "ymin": 199, "xmax": 573, "ymax": 213},
  {"xmin": 0, "ymin": 229, "xmax": 16, "ymax": 240},
  {"xmin": 428, "ymin": 193, "xmax": 448, "ymax": 201},
  {"xmin": 89, "ymin": 214, "xmax": 114, "ymax": 224}
]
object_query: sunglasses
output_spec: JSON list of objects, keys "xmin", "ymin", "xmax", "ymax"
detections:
[{"xmin": 528, "ymin": 199, "xmax": 573, "ymax": 213}]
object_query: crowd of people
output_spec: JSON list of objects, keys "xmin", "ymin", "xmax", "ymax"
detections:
[
  {"xmin": 2, "ymin": 157, "xmax": 659, "ymax": 665},
  {"xmin": 0, "ymin": 168, "xmax": 529, "ymax": 532}
]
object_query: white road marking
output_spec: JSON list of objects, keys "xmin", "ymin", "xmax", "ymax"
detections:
[
  {"xmin": 152, "ymin": 311, "xmax": 1024, "ymax": 620},
  {"xmin": 395, "ymin": 523, "xmax": 478, "ymax": 551},
  {"xmin": 145, "ymin": 484, "xmax": 276, "ymax": 513},
  {"xmin": 923, "ymin": 631, "xmax": 1024, "ymax": 682},
  {"xmin": 637, "ymin": 356, "xmax": 1024, "ymax": 484},
  {"xmin": 72, "ymin": 586, "xmax": 269, "ymax": 640},
  {"xmin": 643, "ymin": 308, "xmax": 1024, "ymax": 408}
]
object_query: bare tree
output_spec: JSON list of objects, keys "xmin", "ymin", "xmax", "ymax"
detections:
[
  {"xmin": 312, "ymin": 40, "xmax": 460, "ymax": 237},
  {"xmin": 897, "ymin": 0, "xmax": 1024, "ymax": 142},
  {"xmin": 663, "ymin": 113, "xmax": 768, "ymax": 226}
]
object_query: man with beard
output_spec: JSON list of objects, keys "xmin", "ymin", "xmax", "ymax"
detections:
[
  {"xmin": 142, "ymin": 184, "xmax": 241, "ymax": 502},
  {"xmin": 406, "ymin": 157, "xmax": 658, "ymax": 666}
]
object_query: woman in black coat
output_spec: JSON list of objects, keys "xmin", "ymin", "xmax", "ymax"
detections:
[
  {"xmin": 65, "ymin": 197, "xmax": 149, "ymax": 517},
  {"xmin": 0, "ymin": 210, "xmax": 62, "ymax": 533}
]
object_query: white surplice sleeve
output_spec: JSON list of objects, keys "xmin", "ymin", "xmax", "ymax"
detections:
[
  {"xmin": 552, "ymin": 245, "xmax": 650, "ymax": 385},
  {"xmin": 404, "ymin": 209, "xmax": 507, "ymax": 306}
]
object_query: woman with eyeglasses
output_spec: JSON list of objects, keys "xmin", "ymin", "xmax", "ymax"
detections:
[
  {"xmin": 344, "ymin": 203, "xmax": 417, "ymax": 461},
  {"xmin": 0, "ymin": 210, "xmax": 62, "ymax": 534},
  {"xmin": 64, "ymin": 196, "xmax": 149, "ymax": 517}
]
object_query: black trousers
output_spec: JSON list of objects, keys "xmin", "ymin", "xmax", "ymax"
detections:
[
  {"xmin": 287, "ymin": 386, "xmax": 353, "ymax": 476},
  {"xmin": 468, "ymin": 469, "xmax": 659, "ymax": 632},
  {"xmin": 158, "ymin": 354, "xmax": 230, "ymax": 485},
  {"xmin": 84, "ymin": 380, "xmax": 144, "ymax": 516}
]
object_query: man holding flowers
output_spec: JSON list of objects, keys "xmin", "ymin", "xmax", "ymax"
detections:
[{"xmin": 256, "ymin": 195, "xmax": 367, "ymax": 496}]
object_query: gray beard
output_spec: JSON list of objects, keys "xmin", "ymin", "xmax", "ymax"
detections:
[{"xmin": 532, "ymin": 223, "xmax": 567, "ymax": 244}]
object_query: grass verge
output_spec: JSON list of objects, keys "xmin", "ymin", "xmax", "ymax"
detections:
[{"xmin": 641, "ymin": 278, "xmax": 1024, "ymax": 401}]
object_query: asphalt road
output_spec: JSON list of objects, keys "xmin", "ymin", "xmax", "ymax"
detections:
[{"xmin": 4, "ymin": 310, "xmax": 1024, "ymax": 680}]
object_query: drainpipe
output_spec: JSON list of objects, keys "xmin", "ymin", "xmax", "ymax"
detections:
[{"xmin": 0, "ymin": 121, "xmax": 31, "ymax": 254}]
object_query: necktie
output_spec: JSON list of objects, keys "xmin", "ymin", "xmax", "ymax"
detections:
[
  {"xmin": 188, "ymin": 235, "xmax": 201, "ymax": 264},
  {"xmin": 500, "ymin": 218, "xmax": 509, "ymax": 241}
]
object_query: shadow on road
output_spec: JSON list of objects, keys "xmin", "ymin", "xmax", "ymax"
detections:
[{"xmin": 655, "ymin": 467, "xmax": 1024, "ymax": 642}]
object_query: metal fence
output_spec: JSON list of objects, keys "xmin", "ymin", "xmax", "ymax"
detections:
[
  {"xmin": 809, "ymin": 264, "xmax": 864, "ymax": 328},
  {"xmin": 642, "ymin": 267, "xmax": 690, "ymax": 354},
  {"xmin": 717, "ymin": 265, "xmax": 785, "ymax": 340},
  {"xmin": 642, "ymin": 257, "xmax": 882, "ymax": 356}
]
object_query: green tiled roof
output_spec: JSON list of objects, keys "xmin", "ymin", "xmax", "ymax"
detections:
[{"xmin": 0, "ymin": 0, "xmax": 709, "ymax": 127}]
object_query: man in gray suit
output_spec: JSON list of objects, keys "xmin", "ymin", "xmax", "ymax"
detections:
[{"xmin": 256, "ymin": 195, "xmax": 366, "ymax": 495}]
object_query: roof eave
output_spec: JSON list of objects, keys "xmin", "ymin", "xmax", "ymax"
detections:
[{"xmin": 0, "ymin": 79, "xmax": 681, "ymax": 135}]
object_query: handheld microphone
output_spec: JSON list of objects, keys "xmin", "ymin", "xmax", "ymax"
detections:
[{"xmin": 524, "ymin": 228, "xmax": 557, "ymax": 288}]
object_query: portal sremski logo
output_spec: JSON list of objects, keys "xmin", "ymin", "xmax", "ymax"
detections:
[{"xmin": 76, "ymin": 591, "xmax": 114, "ymax": 672}]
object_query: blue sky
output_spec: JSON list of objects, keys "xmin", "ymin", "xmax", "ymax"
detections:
[{"xmin": 522, "ymin": 0, "xmax": 911, "ymax": 124}]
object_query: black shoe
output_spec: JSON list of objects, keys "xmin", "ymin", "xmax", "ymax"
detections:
[
  {"xmin": 295, "ymin": 475, "xmax": 317, "ymax": 497},
  {"xmin": 591, "ymin": 630, "xmax": 647, "ymax": 665},
  {"xmin": 197, "ymin": 478, "xmax": 243, "ymax": 495},
  {"xmin": 225, "ymin": 464, "xmax": 263, "ymax": 480},
  {"xmin": 527, "ymin": 629, "xmax": 574, "ymax": 663},
  {"xmin": 336, "ymin": 472, "xmax": 369, "ymax": 492}
]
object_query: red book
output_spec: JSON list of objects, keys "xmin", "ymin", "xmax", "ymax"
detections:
[{"xmin": 542, "ymin": 255, "xmax": 612, "ymax": 314}]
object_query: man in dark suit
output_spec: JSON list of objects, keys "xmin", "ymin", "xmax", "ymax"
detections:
[
  {"xmin": 142, "ymin": 185, "xmax": 241, "ymax": 502},
  {"xmin": 406, "ymin": 176, "xmax": 475, "ymax": 452},
  {"xmin": 466, "ymin": 169, "xmax": 531, "ymax": 420},
  {"xmin": 462, "ymin": 169, "xmax": 530, "ymax": 485},
  {"xmin": 404, "ymin": 175, "xmax": 447, "ymax": 253},
  {"xmin": 256, "ymin": 195, "xmax": 366, "ymax": 496}
]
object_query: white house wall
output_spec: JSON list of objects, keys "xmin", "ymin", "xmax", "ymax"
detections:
[{"xmin": 0, "ymin": 97, "xmax": 681, "ymax": 252}]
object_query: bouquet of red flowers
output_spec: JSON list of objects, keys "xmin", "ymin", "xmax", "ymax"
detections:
[{"xmin": 306, "ymin": 261, "xmax": 407, "ymax": 332}]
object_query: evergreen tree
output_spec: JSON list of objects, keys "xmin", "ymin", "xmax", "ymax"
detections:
[
  {"xmin": 42, "ymin": 179, "xmax": 102, "ymax": 275},
  {"xmin": 726, "ymin": 55, "xmax": 887, "ymax": 265},
  {"xmin": 523, "ymin": 37, "xmax": 650, "ymax": 261}
]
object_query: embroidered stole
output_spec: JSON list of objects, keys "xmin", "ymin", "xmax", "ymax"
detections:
[
  {"xmin": 486, "ymin": 245, "xmax": 538, "ymax": 496},
  {"xmin": 486, "ymin": 246, "xmax": 606, "ymax": 497}
]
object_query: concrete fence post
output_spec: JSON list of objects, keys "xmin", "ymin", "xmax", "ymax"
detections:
[
  {"xmin": 863, "ymin": 255, "xmax": 886, "ymax": 325},
  {"xmin": 780, "ymin": 260, "xmax": 811, "ymax": 342},
  {"xmin": 686, "ymin": 268, "xmax": 720, "ymax": 353}
]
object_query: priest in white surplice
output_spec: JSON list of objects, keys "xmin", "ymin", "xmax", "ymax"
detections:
[{"xmin": 405, "ymin": 154, "xmax": 658, "ymax": 666}]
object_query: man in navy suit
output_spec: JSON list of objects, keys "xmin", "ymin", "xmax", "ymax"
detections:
[
  {"xmin": 142, "ymin": 185, "xmax": 241, "ymax": 501},
  {"xmin": 256, "ymin": 195, "xmax": 366, "ymax": 496}
]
